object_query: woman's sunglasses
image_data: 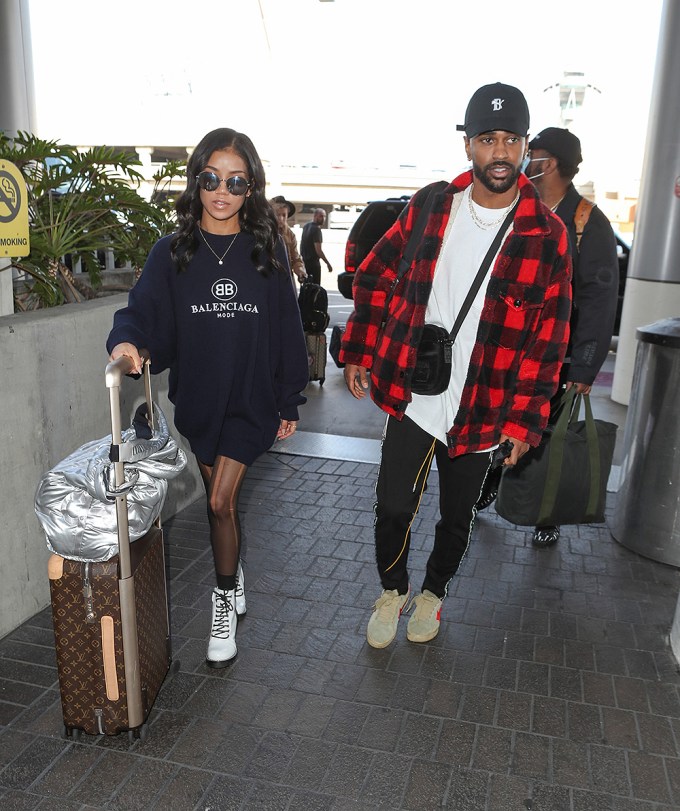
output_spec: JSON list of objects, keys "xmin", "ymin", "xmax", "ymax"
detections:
[{"xmin": 196, "ymin": 171, "xmax": 251, "ymax": 196}]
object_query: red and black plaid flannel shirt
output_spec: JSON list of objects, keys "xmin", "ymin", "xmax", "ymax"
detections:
[{"xmin": 339, "ymin": 170, "xmax": 572, "ymax": 457}]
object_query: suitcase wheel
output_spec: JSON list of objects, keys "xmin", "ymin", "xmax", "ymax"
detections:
[
  {"xmin": 128, "ymin": 723, "xmax": 149, "ymax": 743},
  {"xmin": 63, "ymin": 725, "xmax": 83, "ymax": 741}
]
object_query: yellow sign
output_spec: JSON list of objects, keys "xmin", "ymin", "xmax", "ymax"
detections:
[{"xmin": 0, "ymin": 160, "xmax": 30, "ymax": 258}]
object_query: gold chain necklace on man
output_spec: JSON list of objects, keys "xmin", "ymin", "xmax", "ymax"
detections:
[
  {"xmin": 198, "ymin": 226, "xmax": 239, "ymax": 265},
  {"xmin": 468, "ymin": 188, "xmax": 520, "ymax": 230}
]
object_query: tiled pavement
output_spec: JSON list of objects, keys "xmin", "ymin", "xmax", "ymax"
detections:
[{"xmin": 2, "ymin": 447, "xmax": 680, "ymax": 810}]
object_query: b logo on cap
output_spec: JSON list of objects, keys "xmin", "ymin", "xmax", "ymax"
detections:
[{"xmin": 492, "ymin": 98, "xmax": 504, "ymax": 111}]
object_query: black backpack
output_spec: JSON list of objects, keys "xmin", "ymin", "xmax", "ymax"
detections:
[{"xmin": 298, "ymin": 281, "xmax": 329, "ymax": 333}]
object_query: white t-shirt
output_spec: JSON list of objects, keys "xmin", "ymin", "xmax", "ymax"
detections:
[{"xmin": 407, "ymin": 185, "xmax": 512, "ymax": 444}]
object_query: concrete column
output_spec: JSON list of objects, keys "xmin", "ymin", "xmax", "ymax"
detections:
[
  {"xmin": 0, "ymin": 0, "xmax": 36, "ymax": 135},
  {"xmin": 612, "ymin": 0, "xmax": 680, "ymax": 404},
  {"xmin": 0, "ymin": 0, "xmax": 35, "ymax": 315},
  {"xmin": 135, "ymin": 147, "xmax": 154, "ymax": 202},
  {"xmin": 0, "ymin": 259, "xmax": 13, "ymax": 314},
  {"xmin": 135, "ymin": 147, "xmax": 153, "ymax": 172}
]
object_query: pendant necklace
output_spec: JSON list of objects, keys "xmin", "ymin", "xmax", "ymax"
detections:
[
  {"xmin": 468, "ymin": 187, "xmax": 520, "ymax": 230},
  {"xmin": 198, "ymin": 226, "xmax": 239, "ymax": 265}
]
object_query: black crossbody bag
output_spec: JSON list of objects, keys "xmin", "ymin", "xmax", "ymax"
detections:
[{"xmin": 383, "ymin": 188, "xmax": 519, "ymax": 395}]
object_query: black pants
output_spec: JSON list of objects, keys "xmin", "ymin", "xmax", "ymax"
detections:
[
  {"xmin": 375, "ymin": 415, "xmax": 493, "ymax": 599},
  {"xmin": 305, "ymin": 263, "xmax": 321, "ymax": 285}
]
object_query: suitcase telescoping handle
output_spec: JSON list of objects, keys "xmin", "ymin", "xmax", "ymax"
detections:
[
  {"xmin": 104, "ymin": 351, "xmax": 154, "ymax": 730},
  {"xmin": 104, "ymin": 350, "xmax": 153, "ymax": 581}
]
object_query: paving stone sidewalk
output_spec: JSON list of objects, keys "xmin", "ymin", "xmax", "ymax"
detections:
[{"xmin": 1, "ymin": 450, "xmax": 680, "ymax": 810}]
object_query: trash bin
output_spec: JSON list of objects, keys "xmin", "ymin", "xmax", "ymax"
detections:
[{"xmin": 610, "ymin": 317, "xmax": 680, "ymax": 565}]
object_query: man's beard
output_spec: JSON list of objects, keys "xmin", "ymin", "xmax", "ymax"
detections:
[{"xmin": 472, "ymin": 160, "xmax": 521, "ymax": 195}]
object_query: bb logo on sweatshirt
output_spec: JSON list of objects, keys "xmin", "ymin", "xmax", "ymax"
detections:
[
  {"xmin": 211, "ymin": 278, "xmax": 237, "ymax": 301},
  {"xmin": 190, "ymin": 277, "xmax": 259, "ymax": 317}
]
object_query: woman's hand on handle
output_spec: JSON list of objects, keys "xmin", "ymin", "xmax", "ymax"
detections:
[{"xmin": 110, "ymin": 343, "xmax": 144, "ymax": 375}]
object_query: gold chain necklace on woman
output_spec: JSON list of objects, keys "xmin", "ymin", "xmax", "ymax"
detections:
[
  {"xmin": 198, "ymin": 226, "xmax": 239, "ymax": 265},
  {"xmin": 468, "ymin": 188, "xmax": 520, "ymax": 230}
]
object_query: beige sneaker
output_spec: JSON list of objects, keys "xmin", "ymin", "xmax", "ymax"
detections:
[
  {"xmin": 406, "ymin": 590, "xmax": 443, "ymax": 643},
  {"xmin": 366, "ymin": 588, "xmax": 410, "ymax": 649}
]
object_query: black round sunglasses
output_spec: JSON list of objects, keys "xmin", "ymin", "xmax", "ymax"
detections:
[{"xmin": 196, "ymin": 171, "xmax": 251, "ymax": 196}]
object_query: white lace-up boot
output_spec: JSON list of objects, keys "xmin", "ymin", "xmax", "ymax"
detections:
[
  {"xmin": 235, "ymin": 560, "xmax": 246, "ymax": 617},
  {"xmin": 206, "ymin": 588, "xmax": 237, "ymax": 667}
]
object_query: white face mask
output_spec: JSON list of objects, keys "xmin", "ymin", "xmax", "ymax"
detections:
[{"xmin": 523, "ymin": 155, "xmax": 550, "ymax": 181}]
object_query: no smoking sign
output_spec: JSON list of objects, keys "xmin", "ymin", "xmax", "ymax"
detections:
[{"xmin": 0, "ymin": 161, "xmax": 30, "ymax": 258}]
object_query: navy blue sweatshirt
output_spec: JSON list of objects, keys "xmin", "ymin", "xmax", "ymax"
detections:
[{"xmin": 107, "ymin": 231, "xmax": 308, "ymax": 465}]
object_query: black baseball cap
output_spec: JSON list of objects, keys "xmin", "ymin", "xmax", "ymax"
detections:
[
  {"xmin": 528, "ymin": 127, "xmax": 583, "ymax": 167},
  {"xmin": 457, "ymin": 82, "xmax": 530, "ymax": 138}
]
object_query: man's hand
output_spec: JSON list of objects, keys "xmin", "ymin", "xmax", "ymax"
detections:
[
  {"xmin": 499, "ymin": 434, "xmax": 530, "ymax": 466},
  {"xmin": 344, "ymin": 364, "xmax": 369, "ymax": 399},
  {"xmin": 566, "ymin": 381, "xmax": 592, "ymax": 395}
]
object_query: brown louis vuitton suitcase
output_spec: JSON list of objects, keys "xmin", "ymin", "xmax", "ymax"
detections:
[
  {"xmin": 48, "ymin": 355, "xmax": 173, "ymax": 740},
  {"xmin": 306, "ymin": 330, "xmax": 327, "ymax": 385}
]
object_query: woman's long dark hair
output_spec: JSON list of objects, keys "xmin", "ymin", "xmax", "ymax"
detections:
[{"xmin": 171, "ymin": 128, "xmax": 282, "ymax": 274}]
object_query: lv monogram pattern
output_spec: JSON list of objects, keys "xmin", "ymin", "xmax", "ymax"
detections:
[
  {"xmin": 50, "ymin": 530, "xmax": 170, "ymax": 735},
  {"xmin": 134, "ymin": 532, "xmax": 172, "ymax": 709}
]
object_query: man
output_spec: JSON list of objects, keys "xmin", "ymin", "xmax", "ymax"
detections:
[
  {"xmin": 339, "ymin": 83, "xmax": 572, "ymax": 649},
  {"xmin": 522, "ymin": 127, "xmax": 618, "ymax": 548},
  {"xmin": 270, "ymin": 195, "xmax": 306, "ymax": 287},
  {"xmin": 300, "ymin": 208, "xmax": 333, "ymax": 285}
]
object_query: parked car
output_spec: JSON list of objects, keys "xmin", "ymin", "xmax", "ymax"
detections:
[{"xmin": 338, "ymin": 195, "xmax": 631, "ymax": 335}]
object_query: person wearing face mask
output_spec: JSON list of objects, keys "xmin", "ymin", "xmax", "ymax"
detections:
[
  {"xmin": 480, "ymin": 127, "xmax": 619, "ymax": 547},
  {"xmin": 526, "ymin": 129, "xmax": 618, "ymax": 393},
  {"xmin": 340, "ymin": 84, "xmax": 572, "ymax": 648},
  {"xmin": 107, "ymin": 128, "xmax": 309, "ymax": 667},
  {"xmin": 525, "ymin": 128, "xmax": 618, "ymax": 547}
]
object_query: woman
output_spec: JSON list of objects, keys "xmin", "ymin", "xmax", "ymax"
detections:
[{"xmin": 107, "ymin": 128, "xmax": 309, "ymax": 668}]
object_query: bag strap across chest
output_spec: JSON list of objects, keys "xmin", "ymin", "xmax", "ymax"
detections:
[
  {"xmin": 382, "ymin": 183, "xmax": 517, "ymax": 336},
  {"xmin": 574, "ymin": 198, "xmax": 594, "ymax": 250}
]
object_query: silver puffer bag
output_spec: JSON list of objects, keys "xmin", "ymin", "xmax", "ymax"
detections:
[{"xmin": 34, "ymin": 403, "xmax": 187, "ymax": 562}]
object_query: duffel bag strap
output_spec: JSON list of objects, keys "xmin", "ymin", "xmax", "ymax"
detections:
[
  {"xmin": 536, "ymin": 387, "xmax": 575, "ymax": 526},
  {"xmin": 583, "ymin": 394, "xmax": 603, "ymax": 521}
]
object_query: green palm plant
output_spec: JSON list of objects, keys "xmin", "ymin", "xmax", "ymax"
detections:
[{"xmin": 0, "ymin": 132, "xmax": 185, "ymax": 310}]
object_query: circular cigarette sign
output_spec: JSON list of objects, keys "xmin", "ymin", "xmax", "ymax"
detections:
[{"xmin": 0, "ymin": 161, "xmax": 30, "ymax": 257}]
